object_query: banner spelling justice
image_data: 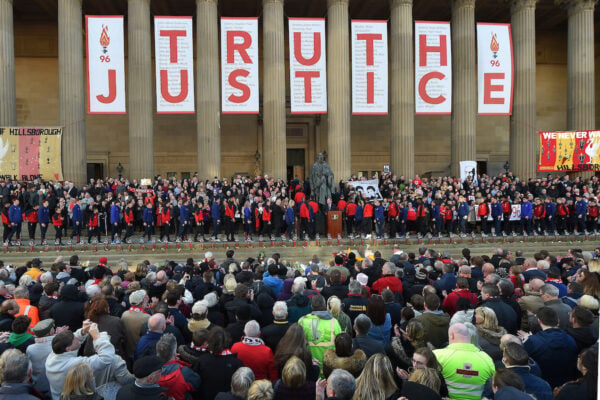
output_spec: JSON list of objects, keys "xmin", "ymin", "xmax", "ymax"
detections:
[
  {"xmin": 288, "ymin": 18, "xmax": 327, "ymax": 114},
  {"xmin": 415, "ymin": 21, "xmax": 452, "ymax": 114},
  {"xmin": 477, "ymin": 23, "xmax": 513, "ymax": 115},
  {"xmin": 351, "ymin": 20, "xmax": 388, "ymax": 114},
  {"xmin": 86, "ymin": 16, "xmax": 126, "ymax": 114},
  {"xmin": 221, "ymin": 18, "xmax": 259, "ymax": 114},
  {"xmin": 155, "ymin": 17, "xmax": 195, "ymax": 113}
]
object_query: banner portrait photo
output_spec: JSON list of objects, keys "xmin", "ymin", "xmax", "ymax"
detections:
[
  {"xmin": 477, "ymin": 23, "xmax": 513, "ymax": 115},
  {"xmin": 348, "ymin": 179, "xmax": 383, "ymax": 201},
  {"xmin": 86, "ymin": 16, "xmax": 126, "ymax": 114},
  {"xmin": 538, "ymin": 130, "xmax": 600, "ymax": 172},
  {"xmin": 0, "ymin": 127, "xmax": 63, "ymax": 181}
]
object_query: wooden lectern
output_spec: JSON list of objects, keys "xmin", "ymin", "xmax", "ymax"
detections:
[{"xmin": 327, "ymin": 211, "xmax": 342, "ymax": 239}]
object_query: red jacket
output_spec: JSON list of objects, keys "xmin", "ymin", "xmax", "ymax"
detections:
[
  {"xmin": 158, "ymin": 360, "xmax": 196, "ymax": 400},
  {"xmin": 407, "ymin": 207, "xmax": 417, "ymax": 221},
  {"xmin": 337, "ymin": 200, "xmax": 347, "ymax": 213},
  {"xmin": 363, "ymin": 203, "xmax": 373, "ymax": 218},
  {"xmin": 52, "ymin": 214, "xmax": 63, "ymax": 227},
  {"xmin": 533, "ymin": 204, "xmax": 546, "ymax": 218},
  {"xmin": 262, "ymin": 208, "xmax": 271, "ymax": 222},
  {"xmin": 195, "ymin": 209, "xmax": 204, "ymax": 223},
  {"xmin": 26, "ymin": 210, "xmax": 38, "ymax": 223},
  {"xmin": 557, "ymin": 204, "xmax": 569, "ymax": 216},
  {"xmin": 388, "ymin": 202, "xmax": 398, "ymax": 218},
  {"xmin": 231, "ymin": 340, "xmax": 278, "ymax": 381},
  {"xmin": 88, "ymin": 214, "xmax": 99, "ymax": 228},
  {"xmin": 299, "ymin": 202, "xmax": 310, "ymax": 219},
  {"xmin": 1, "ymin": 208, "xmax": 9, "ymax": 224},
  {"xmin": 346, "ymin": 203, "xmax": 357, "ymax": 217},
  {"xmin": 588, "ymin": 205, "xmax": 598, "ymax": 217},
  {"xmin": 477, "ymin": 203, "xmax": 489, "ymax": 217},
  {"xmin": 124, "ymin": 208, "xmax": 134, "ymax": 224},
  {"xmin": 442, "ymin": 288, "xmax": 478, "ymax": 316},
  {"xmin": 372, "ymin": 276, "xmax": 403, "ymax": 294},
  {"xmin": 225, "ymin": 204, "xmax": 235, "ymax": 219}
]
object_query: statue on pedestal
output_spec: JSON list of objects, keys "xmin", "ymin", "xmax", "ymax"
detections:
[{"xmin": 310, "ymin": 152, "xmax": 334, "ymax": 206}]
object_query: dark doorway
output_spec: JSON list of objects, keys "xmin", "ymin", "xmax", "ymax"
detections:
[
  {"xmin": 287, "ymin": 148, "xmax": 305, "ymax": 182},
  {"xmin": 87, "ymin": 163, "xmax": 104, "ymax": 181},
  {"xmin": 477, "ymin": 161, "xmax": 488, "ymax": 176}
]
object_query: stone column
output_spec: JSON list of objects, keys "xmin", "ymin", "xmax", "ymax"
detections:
[
  {"xmin": 450, "ymin": 0, "xmax": 477, "ymax": 177},
  {"xmin": 262, "ymin": 0, "xmax": 286, "ymax": 180},
  {"xmin": 127, "ymin": 0, "xmax": 153, "ymax": 180},
  {"xmin": 196, "ymin": 0, "xmax": 220, "ymax": 179},
  {"xmin": 390, "ymin": 0, "xmax": 414, "ymax": 179},
  {"xmin": 0, "ymin": 0, "xmax": 16, "ymax": 127},
  {"xmin": 510, "ymin": 0, "xmax": 537, "ymax": 179},
  {"xmin": 58, "ymin": 0, "xmax": 86, "ymax": 184},
  {"xmin": 327, "ymin": 0, "xmax": 351, "ymax": 182}
]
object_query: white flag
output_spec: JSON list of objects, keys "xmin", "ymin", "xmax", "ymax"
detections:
[
  {"xmin": 86, "ymin": 16, "xmax": 126, "ymax": 114},
  {"xmin": 351, "ymin": 20, "xmax": 388, "ymax": 114},
  {"xmin": 477, "ymin": 23, "xmax": 513, "ymax": 115},
  {"xmin": 154, "ymin": 17, "xmax": 195, "ymax": 114},
  {"xmin": 289, "ymin": 18, "xmax": 327, "ymax": 114}
]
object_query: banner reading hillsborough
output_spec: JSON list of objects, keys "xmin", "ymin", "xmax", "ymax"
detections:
[
  {"xmin": 220, "ymin": 17, "xmax": 259, "ymax": 114},
  {"xmin": 0, "ymin": 127, "xmax": 63, "ymax": 180},
  {"xmin": 538, "ymin": 130, "xmax": 600, "ymax": 172},
  {"xmin": 86, "ymin": 16, "xmax": 126, "ymax": 114},
  {"xmin": 154, "ymin": 17, "xmax": 195, "ymax": 113},
  {"xmin": 288, "ymin": 18, "xmax": 327, "ymax": 114},
  {"xmin": 477, "ymin": 23, "xmax": 513, "ymax": 115},
  {"xmin": 351, "ymin": 20, "xmax": 388, "ymax": 115}
]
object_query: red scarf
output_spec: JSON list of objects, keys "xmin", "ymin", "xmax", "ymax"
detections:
[
  {"xmin": 545, "ymin": 278, "xmax": 562, "ymax": 284},
  {"xmin": 129, "ymin": 306, "xmax": 148, "ymax": 314}
]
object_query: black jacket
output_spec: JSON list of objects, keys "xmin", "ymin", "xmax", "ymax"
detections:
[
  {"xmin": 261, "ymin": 321, "xmax": 290, "ymax": 352},
  {"xmin": 116, "ymin": 382, "xmax": 167, "ymax": 400},
  {"xmin": 321, "ymin": 284, "xmax": 348, "ymax": 300},
  {"xmin": 196, "ymin": 353, "xmax": 244, "ymax": 400},
  {"xmin": 48, "ymin": 286, "xmax": 86, "ymax": 332},
  {"xmin": 477, "ymin": 297, "xmax": 518, "ymax": 334},
  {"xmin": 352, "ymin": 334, "xmax": 385, "ymax": 359}
]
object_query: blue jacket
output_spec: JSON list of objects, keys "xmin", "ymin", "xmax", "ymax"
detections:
[
  {"xmin": 8, "ymin": 205, "xmax": 22, "ymax": 224},
  {"xmin": 545, "ymin": 202, "xmax": 556, "ymax": 217},
  {"xmin": 398, "ymin": 207, "xmax": 407, "ymax": 222},
  {"xmin": 71, "ymin": 204, "xmax": 82, "ymax": 223},
  {"xmin": 367, "ymin": 313, "xmax": 392, "ymax": 347},
  {"xmin": 143, "ymin": 207, "xmax": 154, "ymax": 224},
  {"xmin": 491, "ymin": 202, "xmax": 503, "ymax": 218},
  {"xmin": 285, "ymin": 207, "xmax": 295, "ymax": 225},
  {"xmin": 110, "ymin": 204, "xmax": 120, "ymax": 224},
  {"xmin": 263, "ymin": 273, "xmax": 283, "ymax": 296},
  {"xmin": 374, "ymin": 205, "xmax": 384, "ymax": 220},
  {"xmin": 430, "ymin": 205, "xmax": 440, "ymax": 219},
  {"xmin": 494, "ymin": 386, "xmax": 537, "ymax": 400},
  {"xmin": 38, "ymin": 206, "xmax": 49, "ymax": 224},
  {"xmin": 433, "ymin": 273, "xmax": 457, "ymax": 295},
  {"xmin": 355, "ymin": 206, "xmax": 363, "ymax": 221},
  {"xmin": 458, "ymin": 202, "xmax": 470, "ymax": 218},
  {"xmin": 211, "ymin": 202, "xmax": 221, "ymax": 221},
  {"xmin": 244, "ymin": 206, "xmax": 252, "ymax": 221},
  {"xmin": 521, "ymin": 202, "xmax": 533, "ymax": 218},
  {"xmin": 179, "ymin": 205, "xmax": 189, "ymax": 223},
  {"xmin": 524, "ymin": 328, "xmax": 578, "ymax": 388},
  {"xmin": 575, "ymin": 200, "xmax": 587, "ymax": 216},
  {"xmin": 508, "ymin": 366, "xmax": 553, "ymax": 400},
  {"xmin": 134, "ymin": 331, "xmax": 163, "ymax": 360}
]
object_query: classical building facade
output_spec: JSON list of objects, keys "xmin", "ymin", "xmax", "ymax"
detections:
[{"xmin": 0, "ymin": 0, "xmax": 598, "ymax": 183}]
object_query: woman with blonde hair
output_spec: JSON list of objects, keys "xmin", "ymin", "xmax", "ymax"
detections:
[
  {"xmin": 273, "ymin": 355, "xmax": 316, "ymax": 399},
  {"xmin": 396, "ymin": 367, "xmax": 442, "ymax": 399},
  {"xmin": 327, "ymin": 296, "xmax": 352, "ymax": 335},
  {"xmin": 247, "ymin": 379, "xmax": 274, "ymax": 400},
  {"xmin": 60, "ymin": 363, "xmax": 99, "ymax": 400},
  {"xmin": 352, "ymin": 353, "xmax": 398, "ymax": 400},
  {"xmin": 474, "ymin": 307, "xmax": 507, "ymax": 361},
  {"xmin": 575, "ymin": 269, "xmax": 600, "ymax": 298}
]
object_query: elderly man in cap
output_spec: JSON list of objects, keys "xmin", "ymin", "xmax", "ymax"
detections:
[
  {"xmin": 121, "ymin": 289, "xmax": 151, "ymax": 360},
  {"xmin": 45, "ymin": 320, "xmax": 115, "ymax": 400},
  {"xmin": 116, "ymin": 355, "xmax": 167, "ymax": 400},
  {"xmin": 26, "ymin": 319, "xmax": 63, "ymax": 397}
]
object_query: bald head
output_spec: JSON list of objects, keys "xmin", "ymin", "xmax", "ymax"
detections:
[
  {"xmin": 449, "ymin": 323, "xmax": 472, "ymax": 344},
  {"xmin": 529, "ymin": 278, "xmax": 545, "ymax": 292},
  {"xmin": 148, "ymin": 314, "xmax": 166, "ymax": 333}
]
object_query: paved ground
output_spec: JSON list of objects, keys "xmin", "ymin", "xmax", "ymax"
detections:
[{"xmin": 0, "ymin": 234, "xmax": 597, "ymax": 267}]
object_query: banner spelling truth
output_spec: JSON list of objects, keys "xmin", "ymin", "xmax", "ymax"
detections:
[
  {"xmin": 288, "ymin": 18, "xmax": 327, "ymax": 114},
  {"xmin": 538, "ymin": 130, "xmax": 600, "ymax": 172},
  {"xmin": 415, "ymin": 21, "xmax": 452, "ymax": 114},
  {"xmin": 221, "ymin": 18, "xmax": 259, "ymax": 114},
  {"xmin": 0, "ymin": 128, "xmax": 63, "ymax": 180},
  {"xmin": 154, "ymin": 17, "xmax": 195, "ymax": 114},
  {"xmin": 349, "ymin": 179, "xmax": 383, "ymax": 201},
  {"xmin": 477, "ymin": 23, "xmax": 513, "ymax": 115},
  {"xmin": 85, "ymin": 16, "xmax": 126, "ymax": 114},
  {"xmin": 351, "ymin": 20, "xmax": 388, "ymax": 114}
]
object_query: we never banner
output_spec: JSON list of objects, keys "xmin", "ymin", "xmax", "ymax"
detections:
[
  {"xmin": 477, "ymin": 23, "xmax": 513, "ymax": 115},
  {"xmin": 289, "ymin": 18, "xmax": 327, "ymax": 114},
  {"xmin": 86, "ymin": 16, "xmax": 125, "ymax": 114},
  {"xmin": 351, "ymin": 20, "xmax": 388, "ymax": 114},
  {"xmin": 0, "ymin": 128, "xmax": 63, "ymax": 180},
  {"xmin": 538, "ymin": 130, "xmax": 600, "ymax": 172},
  {"xmin": 414, "ymin": 21, "xmax": 452, "ymax": 114},
  {"xmin": 155, "ymin": 17, "xmax": 195, "ymax": 113},
  {"xmin": 221, "ymin": 18, "xmax": 259, "ymax": 114}
]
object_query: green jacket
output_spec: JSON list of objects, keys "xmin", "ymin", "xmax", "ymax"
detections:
[{"xmin": 298, "ymin": 312, "xmax": 342, "ymax": 370}]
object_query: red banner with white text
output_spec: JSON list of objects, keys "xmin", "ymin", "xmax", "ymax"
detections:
[{"xmin": 538, "ymin": 130, "xmax": 600, "ymax": 172}]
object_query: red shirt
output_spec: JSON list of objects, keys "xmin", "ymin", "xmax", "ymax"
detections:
[
  {"xmin": 225, "ymin": 204, "xmax": 235, "ymax": 219},
  {"xmin": 346, "ymin": 203, "xmax": 357, "ymax": 217},
  {"xmin": 299, "ymin": 203, "xmax": 310, "ymax": 219},
  {"xmin": 231, "ymin": 341, "xmax": 278, "ymax": 381},
  {"xmin": 337, "ymin": 200, "xmax": 347, "ymax": 213},
  {"xmin": 363, "ymin": 203, "xmax": 373, "ymax": 218},
  {"xmin": 477, "ymin": 203, "xmax": 488, "ymax": 217},
  {"xmin": 294, "ymin": 192, "xmax": 305, "ymax": 204},
  {"xmin": 52, "ymin": 215, "xmax": 63, "ymax": 227},
  {"xmin": 309, "ymin": 201, "xmax": 319, "ymax": 214},
  {"xmin": 88, "ymin": 214, "xmax": 99, "ymax": 227},
  {"xmin": 442, "ymin": 289, "xmax": 478, "ymax": 316},
  {"xmin": 373, "ymin": 276, "xmax": 403, "ymax": 294},
  {"xmin": 407, "ymin": 208, "xmax": 417, "ymax": 221},
  {"xmin": 388, "ymin": 202, "xmax": 398, "ymax": 218}
]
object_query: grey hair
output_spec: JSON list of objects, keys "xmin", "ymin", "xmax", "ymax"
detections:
[
  {"xmin": 13, "ymin": 286, "xmax": 29, "ymax": 299},
  {"xmin": 486, "ymin": 273, "xmax": 501, "ymax": 285},
  {"xmin": 3, "ymin": 353, "xmax": 30, "ymax": 383},
  {"xmin": 18, "ymin": 275, "xmax": 33, "ymax": 287},
  {"xmin": 348, "ymin": 280, "xmax": 362, "ymax": 295},
  {"xmin": 155, "ymin": 333, "xmax": 178, "ymax": 362},
  {"xmin": 272, "ymin": 301, "xmax": 288, "ymax": 321},
  {"xmin": 40, "ymin": 271, "xmax": 54, "ymax": 286},
  {"xmin": 145, "ymin": 272, "xmax": 157, "ymax": 283},
  {"xmin": 497, "ymin": 279, "xmax": 514, "ymax": 297},
  {"xmin": 433, "ymin": 260, "xmax": 444, "ymax": 272},
  {"xmin": 203, "ymin": 292, "xmax": 218, "ymax": 308},
  {"xmin": 292, "ymin": 281, "xmax": 305, "ymax": 294},
  {"xmin": 537, "ymin": 260, "xmax": 550, "ymax": 270},
  {"xmin": 328, "ymin": 369, "xmax": 356, "ymax": 400},
  {"xmin": 354, "ymin": 314, "xmax": 372, "ymax": 335},
  {"xmin": 231, "ymin": 367, "xmax": 255, "ymax": 398},
  {"xmin": 86, "ymin": 284, "xmax": 101, "ymax": 298},
  {"xmin": 244, "ymin": 320, "xmax": 260, "ymax": 338},
  {"xmin": 382, "ymin": 262, "xmax": 396, "ymax": 275},
  {"xmin": 540, "ymin": 284, "xmax": 559, "ymax": 298}
]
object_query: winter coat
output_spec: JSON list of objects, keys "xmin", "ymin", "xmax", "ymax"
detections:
[
  {"xmin": 195, "ymin": 353, "xmax": 244, "ymax": 400},
  {"xmin": 352, "ymin": 334, "xmax": 385, "ymax": 359},
  {"xmin": 83, "ymin": 313, "xmax": 126, "ymax": 359},
  {"xmin": 231, "ymin": 338, "xmax": 278, "ymax": 381},
  {"xmin": 505, "ymin": 365, "xmax": 553, "ymax": 400},
  {"xmin": 121, "ymin": 308, "xmax": 150, "ymax": 358},
  {"xmin": 286, "ymin": 294, "xmax": 311, "ymax": 324},
  {"xmin": 368, "ymin": 313, "xmax": 392, "ymax": 347},
  {"xmin": 398, "ymin": 382, "xmax": 442, "ymax": 400},
  {"xmin": 26, "ymin": 336, "xmax": 54, "ymax": 396},
  {"xmin": 273, "ymin": 381, "xmax": 316, "ymax": 400},
  {"xmin": 477, "ymin": 297, "xmax": 518, "ymax": 334},
  {"xmin": 524, "ymin": 327, "xmax": 578, "ymax": 388},
  {"xmin": 415, "ymin": 311, "xmax": 450, "ymax": 348},
  {"xmin": 261, "ymin": 321, "xmax": 290, "ymax": 352},
  {"xmin": 116, "ymin": 383, "xmax": 166, "ymax": 400},
  {"xmin": 322, "ymin": 348, "xmax": 366, "ymax": 378},
  {"xmin": 0, "ymin": 382, "xmax": 40, "ymax": 400},
  {"xmin": 476, "ymin": 325, "xmax": 507, "ymax": 362},
  {"xmin": 298, "ymin": 312, "xmax": 342, "ymax": 366},
  {"xmin": 158, "ymin": 360, "xmax": 201, "ymax": 400},
  {"xmin": 48, "ymin": 285, "xmax": 85, "ymax": 332}
]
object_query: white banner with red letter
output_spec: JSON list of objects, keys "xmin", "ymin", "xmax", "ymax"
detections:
[
  {"xmin": 351, "ymin": 20, "xmax": 388, "ymax": 115},
  {"xmin": 221, "ymin": 18, "xmax": 259, "ymax": 114},
  {"xmin": 414, "ymin": 21, "xmax": 452, "ymax": 114},
  {"xmin": 477, "ymin": 23, "xmax": 513, "ymax": 115},
  {"xmin": 85, "ymin": 16, "xmax": 126, "ymax": 114},
  {"xmin": 154, "ymin": 17, "xmax": 194, "ymax": 114},
  {"xmin": 288, "ymin": 18, "xmax": 327, "ymax": 114}
]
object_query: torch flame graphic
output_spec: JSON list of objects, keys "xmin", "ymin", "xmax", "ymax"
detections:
[
  {"xmin": 490, "ymin": 33, "xmax": 499, "ymax": 57},
  {"xmin": 99, "ymin": 25, "xmax": 110, "ymax": 53}
]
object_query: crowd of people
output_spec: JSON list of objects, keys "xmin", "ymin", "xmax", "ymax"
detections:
[
  {"xmin": 0, "ymin": 172, "xmax": 599, "ymax": 247},
  {"xmin": 0, "ymin": 243, "xmax": 597, "ymax": 399}
]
